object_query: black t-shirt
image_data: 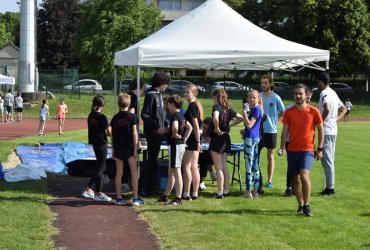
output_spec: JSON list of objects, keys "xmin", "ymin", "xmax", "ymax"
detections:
[
  {"xmin": 184, "ymin": 102, "xmax": 201, "ymax": 142},
  {"xmin": 87, "ymin": 111, "xmax": 109, "ymax": 145},
  {"xmin": 128, "ymin": 91, "xmax": 138, "ymax": 116},
  {"xmin": 168, "ymin": 111, "xmax": 187, "ymax": 145},
  {"xmin": 212, "ymin": 104, "xmax": 237, "ymax": 133},
  {"xmin": 110, "ymin": 111, "xmax": 139, "ymax": 149}
]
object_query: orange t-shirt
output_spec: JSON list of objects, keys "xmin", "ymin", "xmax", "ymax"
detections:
[{"xmin": 282, "ymin": 105, "xmax": 323, "ymax": 152}]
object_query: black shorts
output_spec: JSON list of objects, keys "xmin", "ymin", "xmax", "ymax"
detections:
[
  {"xmin": 6, "ymin": 106, "xmax": 12, "ymax": 113},
  {"xmin": 186, "ymin": 136, "xmax": 198, "ymax": 151},
  {"xmin": 113, "ymin": 147, "xmax": 134, "ymax": 160},
  {"xmin": 346, "ymin": 110, "xmax": 350, "ymax": 115},
  {"xmin": 259, "ymin": 133, "xmax": 277, "ymax": 149},
  {"xmin": 16, "ymin": 108, "xmax": 23, "ymax": 113},
  {"xmin": 209, "ymin": 132, "xmax": 231, "ymax": 154}
]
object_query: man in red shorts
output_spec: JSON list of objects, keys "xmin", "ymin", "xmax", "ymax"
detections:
[{"xmin": 278, "ymin": 84, "xmax": 324, "ymax": 217}]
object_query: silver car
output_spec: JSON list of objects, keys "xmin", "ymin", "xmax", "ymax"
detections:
[
  {"xmin": 212, "ymin": 81, "xmax": 248, "ymax": 92},
  {"xmin": 64, "ymin": 79, "xmax": 103, "ymax": 91},
  {"xmin": 167, "ymin": 80, "xmax": 206, "ymax": 93}
]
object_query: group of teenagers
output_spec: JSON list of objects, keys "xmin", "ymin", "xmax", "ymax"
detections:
[
  {"xmin": 82, "ymin": 71, "xmax": 347, "ymax": 216},
  {"xmin": 0, "ymin": 89, "xmax": 24, "ymax": 123}
]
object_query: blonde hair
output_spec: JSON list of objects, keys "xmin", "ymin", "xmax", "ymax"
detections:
[
  {"xmin": 118, "ymin": 93, "xmax": 131, "ymax": 109},
  {"xmin": 185, "ymin": 84, "xmax": 203, "ymax": 121}
]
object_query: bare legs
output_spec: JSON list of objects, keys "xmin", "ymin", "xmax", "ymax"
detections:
[
  {"xmin": 211, "ymin": 151, "xmax": 229, "ymax": 195},
  {"xmin": 164, "ymin": 168, "xmax": 183, "ymax": 198},
  {"xmin": 58, "ymin": 118, "xmax": 65, "ymax": 135},
  {"xmin": 38, "ymin": 120, "xmax": 46, "ymax": 135},
  {"xmin": 182, "ymin": 150, "xmax": 200, "ymax": 197},
  {"xmin": 115, "ymin": 156, "xmax": 139, "ymax": 200},
  {"xmin": 267, "ymin": 148, "xmax": 275, "ymax": 183},
  {"xmin": 294, "ymin": 169, "xmax": 311, "ymax": 206}
]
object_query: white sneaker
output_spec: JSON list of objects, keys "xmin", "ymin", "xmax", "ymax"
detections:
[
  {"xmin": 199, "ymin": 182, "xmax": 207, "ymax": 190},
  {"xmin": 121, "ymin": 183, "xmax": 131, "ymax": 193},
  {"xmin": 94, "ymin": 192, "xmax": 112, "ymax": 202},
  {"xmin": 82, "ymin": 189, "xmax": 95, "ymax": 199}
]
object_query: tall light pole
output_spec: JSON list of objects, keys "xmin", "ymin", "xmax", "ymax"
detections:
[{"xmin": 18, "ymin": 0, "xmax": 36, "ymax": 93}]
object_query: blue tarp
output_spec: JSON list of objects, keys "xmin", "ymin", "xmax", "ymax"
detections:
[{"xmin": 16, "ymin": 142, "xmax": 112, "ymax": 174}]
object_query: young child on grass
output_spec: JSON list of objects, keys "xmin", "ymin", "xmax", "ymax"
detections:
[
  {"xmin": 56, "ymin": 97, "xmax": 68, "ymax": 135},
  {"xmin": 38, "ymin": 99, "xmax": 50, "ymax": 136},
  {"xmin": 82, "ymin": 95, "xmax": 112, "ymax": 202},
  {"xmin": 111, "ymin": 93, "xmax": 144, "ymax": 206},
  {"xmin": 242, "ymin": 90, "xmax": 263, "ymax": 198},
  {"xmin": 158, "ymin": 94, "xmax": 192, "ymax": 206}
]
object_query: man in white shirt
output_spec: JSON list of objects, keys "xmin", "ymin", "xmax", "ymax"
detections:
[
  {"xmin": 4, "ymin": 89, "xmax": 14, "ymax": 123},
  {"xmin": 317, "ymin": 72, "xmax": 347, "ymax": 195}
]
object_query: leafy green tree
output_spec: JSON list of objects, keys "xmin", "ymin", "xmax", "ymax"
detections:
[
  {"xmin": 75, "ymin": 0, "xmax": 162, "ymax": 77},
  {"xmin": 37, "ymin": 0, "xmax": 79, "ymax": 69},
  {"xmin": 232, "ymin": 0, "xmax": 370, "ymax": 75},
  {"xmin": 0, "ymin": 12, "xmax": 20, "ymax": 47}
]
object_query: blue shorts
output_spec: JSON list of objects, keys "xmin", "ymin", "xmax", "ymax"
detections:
[{"xmin": 287, "ymin": 151, "xmax": 314, "ymax": 176}]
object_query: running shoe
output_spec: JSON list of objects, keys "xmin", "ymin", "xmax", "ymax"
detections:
[
  {"xmin": 199, "ymin": 182, "xmax": 207, "ymax": 190},
  {"xmin": 115, "ymin": 198, "xmax": 127, "ymax": 205},
  {"xmin": 297, "ymin": 205, "xmax": 304, "ymax": 213},
  {"xmin": 94, "ymin": 192, "xmax": 112, "ymax": 202},
  {"xmin": 303, "ymin": 205, "xmax": 313, "ymax": 217},
  {"xmin": 243, "ymin": 191, "xmax": 253, "ymax": 199},
  {"xmin": 158, "ymin": 194, "xmax": 168, "ymax": 203},
  {"xmin": 266, "ymin": 181, "xmax": 273, "ymax": 188},
  {"xmin": 182, "ymin": 196, "xmax": 192, "ymax": 201},
  {"xmin": 82, "ymin": 189, "xmax": 95, "ymax": 199},
  {"xmin": 167, "ymin": 198, "xmax": 182, "ymax": 206},
  {"xmin": 212, "ymin": 193, "xmax": 224, "ymax": 199},
  {"xmin": 132, "ymin": 197, "xmax": 145, "ymax": 206}
]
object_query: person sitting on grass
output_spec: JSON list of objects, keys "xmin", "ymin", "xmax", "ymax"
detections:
[
  {"xmin": 158, "ymin": 94, "xmax": 192, "ymax": 206},
  {"xmin": 111, "ymin": 93, "xmax": 144, "ymax": 206}
]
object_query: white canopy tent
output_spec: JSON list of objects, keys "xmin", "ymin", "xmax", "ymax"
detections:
[
  {"xmin": 114, "ymin": 0, "xmax": 330, "ymax": 72},
  {"xmin": 0, "ymin": 74, "xmax": 15, "ymax": 86}
]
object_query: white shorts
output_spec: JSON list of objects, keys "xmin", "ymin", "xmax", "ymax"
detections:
[{"xmin": 168, "ymin": 144, "xmax": 185, "ymax": 168}]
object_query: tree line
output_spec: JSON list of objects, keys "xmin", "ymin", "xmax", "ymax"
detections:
[{"xmin": 1, "ymin": 0, "xmax": 369, "ymax": 78}]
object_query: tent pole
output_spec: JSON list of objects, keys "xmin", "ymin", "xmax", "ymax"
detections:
[
  {"xmin": 114, "ymin": 68, "xmax": 117, "ymax": 114},
  {"xmin": 136, "ymin": 66, "xmax": 141, "ymax": 176},
  {"xmin": 325, "ymin": 60, "xmax": 329, "ymax": 71},
  {"xmin": 137, "ymin": 66, "xmax": 140, "ymax": 116}
]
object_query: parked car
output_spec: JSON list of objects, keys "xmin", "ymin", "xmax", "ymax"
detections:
[
  {"xmin": 312, "ymin": 82, "xmax": 354, "ymax": 93},
  {"xmin": 212, "ymin": 81, "xmax": 249, "ymax": 92},
  {"xmin": 119, "ymin": 79, "xmax": 151, "ymax": 93},
  {"xmin": 64, "ymin": 79, "xmax": 103, "ymax": 91},
  {"xmin": 167, "ymin": 80, "xmax": 206, "ymax": 93},
  {"xmin": 274, "ymin": 81, "xmax": 291, "ymax": 91}
]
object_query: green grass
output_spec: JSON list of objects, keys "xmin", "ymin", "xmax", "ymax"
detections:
[{"xmin": 1, "ymin": 93, "xmax": 370, "ymax": 249}]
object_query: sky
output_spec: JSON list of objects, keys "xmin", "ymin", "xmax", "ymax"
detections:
[{"xmin": 0, "ymin": 0, "xmax": 42, "ymax": 13}]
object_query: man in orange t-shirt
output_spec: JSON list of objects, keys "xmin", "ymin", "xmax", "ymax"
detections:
[{"xmin": 279, "ymin": 84, "xmax": 324, "ymax": 217}]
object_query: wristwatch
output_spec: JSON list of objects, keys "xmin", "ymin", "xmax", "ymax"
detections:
[{"xmin": 317, "ymin": 147, "xmax": 323, "ymax": 151}]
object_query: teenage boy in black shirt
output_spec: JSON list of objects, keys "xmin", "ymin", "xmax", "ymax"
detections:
[{"xmin": 140, "ymin": 72, "xmax": 170, "ymax": 196}]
